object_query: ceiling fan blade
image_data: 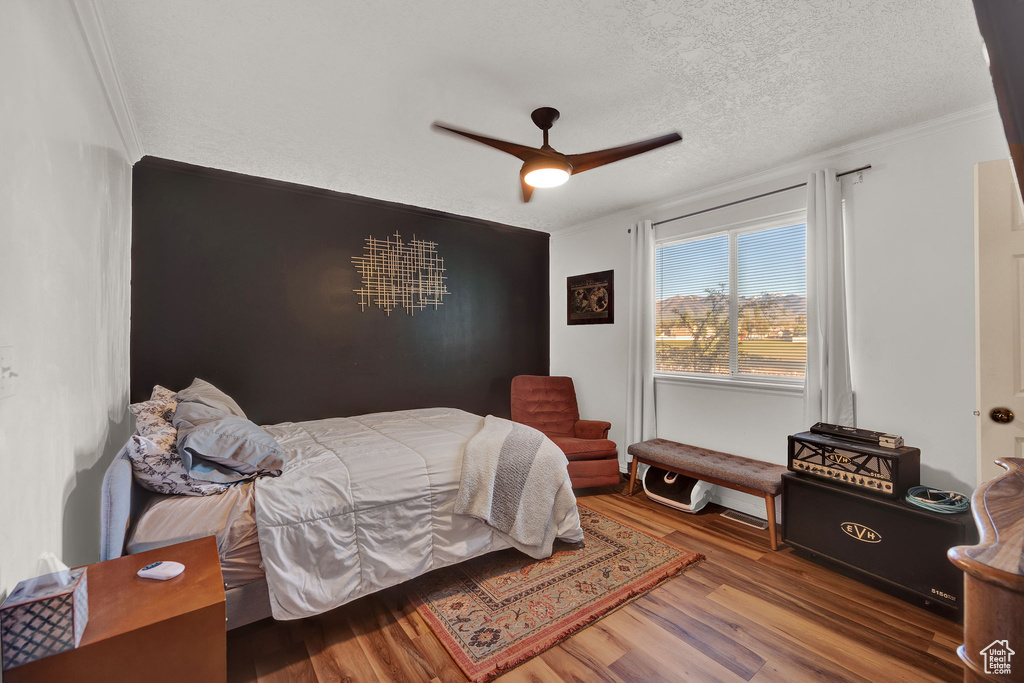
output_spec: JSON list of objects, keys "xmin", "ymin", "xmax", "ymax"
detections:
[
  {"xmin": 520, "ymin": 172, "xmax": 534, "ymax": 203},
  {"xmin": 432, "ymin": 123, "xmax": 538, "ymax": 162},
  {"xmin": 566, "ymin": 132, "xmax": 682, "ymax": 174}
]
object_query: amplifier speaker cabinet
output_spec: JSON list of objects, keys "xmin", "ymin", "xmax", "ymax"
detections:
[{"xmin": 782, "ymin": 473, "xmax": 978, "ymax": 621}]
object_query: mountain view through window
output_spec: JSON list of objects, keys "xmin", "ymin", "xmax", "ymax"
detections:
[{"xmin": 655, "ymin": 222, "xmax": 807, "ymax": 379}]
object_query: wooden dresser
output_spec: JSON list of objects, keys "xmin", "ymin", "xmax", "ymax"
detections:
[
  {"xmin": 4, "ymin": 536, "xmax": 226, "ymax": 683},
  {"xmin": 949, "ymin": 457, "xmax": 1024, "ymax": 682}
]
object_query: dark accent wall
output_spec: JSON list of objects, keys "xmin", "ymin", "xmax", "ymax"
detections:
[{"xmin": 131, "ymin": 157, "xmax": 549, "ymax": 424}]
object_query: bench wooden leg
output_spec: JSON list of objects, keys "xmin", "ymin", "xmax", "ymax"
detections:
[
  {"xmin": 627, "ymin": 456, "xmax": 640, "ymax": 496},
  {"xmin": 765, "ymin": 494, "xmax": 778, "ymax": 550}
]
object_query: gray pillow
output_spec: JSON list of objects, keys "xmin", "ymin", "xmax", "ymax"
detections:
[
  {"xmin": 174, "ymin": 402, "xmax": 286, "ymax": 484},
  {"xmin": 175, "ymin": 378, "xmax": 247, "ymax": 418}
]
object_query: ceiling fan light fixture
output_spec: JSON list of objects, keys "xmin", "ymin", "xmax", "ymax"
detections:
[
  {"xmin": 524, "ymin": 167, "xmax": 570, "ymax": 188},
  {"xmin": 433, "ymin": 107, "xmax": 682, "ymax": 202},
  {"xmin": 522, "ymin": 158, "xmax": 572, "ymax": 188}
]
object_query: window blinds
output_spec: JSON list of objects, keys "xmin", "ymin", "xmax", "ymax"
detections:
[{"xmin": 655, "ymin": 222, "xmax": 807, "ymax": 379}]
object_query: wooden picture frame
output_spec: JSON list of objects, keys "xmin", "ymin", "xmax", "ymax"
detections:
[{"xmin": 567, "ymin": 270, "xmax": 614, "ymax": 325}]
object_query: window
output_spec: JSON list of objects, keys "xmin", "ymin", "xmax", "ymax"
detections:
[{"xmin": 655, "ymin": 213, "xmax": 807, "ymax": 386}]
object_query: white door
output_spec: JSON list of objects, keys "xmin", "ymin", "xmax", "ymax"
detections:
[{"xmin": 976, "ymin": 158, "xmax": 1024, "ymax": 485}]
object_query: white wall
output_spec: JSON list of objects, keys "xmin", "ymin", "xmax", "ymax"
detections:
[
  {"xmin": 0, "ymin": 1, "xmax": 134, "ymax": 596},
  {"xmin": 551, "ymin": 109, "xmax": 1008, "ymax": 517}
]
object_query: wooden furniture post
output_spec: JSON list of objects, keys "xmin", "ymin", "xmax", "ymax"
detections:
[
  {"xmin": 948, "ymin": 457, "xmax": 1024, "ymax": 682},
  {"xmin": 764, "ymin": 493, "xmax": 778, "ymax": 551},
  {"xmin": 628, "ymin": 456, "xmax": 640, "ymax": 496}
]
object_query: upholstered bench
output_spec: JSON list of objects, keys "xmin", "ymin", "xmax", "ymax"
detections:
[{"xmin": 626, "ymin": 438, "xmax": 788, "ymax": 550}]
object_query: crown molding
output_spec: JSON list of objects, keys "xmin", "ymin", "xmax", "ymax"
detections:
[
  {"xmin": 71, "ymin": 0, "xmax": 143, "ymax": 163},
  {"xmin": 552, "ymin": 102, "xmax": 1000, "ymax": 240}
]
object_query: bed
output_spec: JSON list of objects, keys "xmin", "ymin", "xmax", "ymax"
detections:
[{"xmin": 101, "ymin": 407, "xmax": 583, "ymax": 629}]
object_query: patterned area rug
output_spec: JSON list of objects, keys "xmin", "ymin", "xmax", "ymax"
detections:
[{"xmin": 410, "ymin": 505, "xmax": 704, "ymax": 682}]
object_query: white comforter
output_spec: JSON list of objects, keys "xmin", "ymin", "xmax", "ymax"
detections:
[{"xmin": 254, "ymin": 408, "xmax": 583, "ymax": 620}]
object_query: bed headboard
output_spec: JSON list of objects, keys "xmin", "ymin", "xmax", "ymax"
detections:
[{"xmin": 99, "ymin": 446, "xmax": 154, "ymax": 561}]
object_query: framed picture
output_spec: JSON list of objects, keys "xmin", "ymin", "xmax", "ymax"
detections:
[{"xmin": 567, "ymin": 270, "xmax": 614, "ymax": 325}]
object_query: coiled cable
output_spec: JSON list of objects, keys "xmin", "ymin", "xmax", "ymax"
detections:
[{"xmin": 905, "ymin": 485, "xmax": 970, "ymax": 514}]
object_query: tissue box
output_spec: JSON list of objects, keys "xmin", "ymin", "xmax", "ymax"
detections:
[{"xmin": 0, "ymin": 567, "xmax": 88, "ymax": 671}]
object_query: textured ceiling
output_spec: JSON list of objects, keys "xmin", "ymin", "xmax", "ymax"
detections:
[{"xmin": 99, "ymin": 0, "xmax": 994, "ymax": 232}]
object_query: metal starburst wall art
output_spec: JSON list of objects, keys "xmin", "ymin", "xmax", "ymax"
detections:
[{"xmin": 352, "ymin": 231, "xmax": 450, "ymax": 315}]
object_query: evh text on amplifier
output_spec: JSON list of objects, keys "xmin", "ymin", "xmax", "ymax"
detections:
[{"xmin": 788, "ymin": 430, "xmax": 920, "ymax": 498}]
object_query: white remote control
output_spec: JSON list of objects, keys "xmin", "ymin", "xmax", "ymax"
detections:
[{"xmin": 136, "ymin": 561, "xmax": 185, "ymax": 581}]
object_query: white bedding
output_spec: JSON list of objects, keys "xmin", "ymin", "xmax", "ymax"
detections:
[{"xmin": 254, "ymin": 407, "xmax": 583, "ymax": 620}]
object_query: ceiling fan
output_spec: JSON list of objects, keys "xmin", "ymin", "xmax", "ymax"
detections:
[{"xmin": 432, "ymin": 107, "xmax": 682, "ymax": 203}]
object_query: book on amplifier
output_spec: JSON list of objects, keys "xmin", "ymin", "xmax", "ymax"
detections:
[{"xmin": 788, "ymin": 430, "xmax": 920, "ymax": 498}]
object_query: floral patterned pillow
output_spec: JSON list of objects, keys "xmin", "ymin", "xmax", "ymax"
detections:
[
  {"xmin": 126, "ymin": 435, "xmax": 227, "ymax": 497},
  {"xmin": 127, "ymin": 386, "xmax": 226, "ymax": 497},
  {"xmin": 130, "ymin": 385, "xmax": 178, "ymax": 449}
]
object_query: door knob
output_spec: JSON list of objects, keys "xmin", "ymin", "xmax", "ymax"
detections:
[{"xmin": 990, "ymin": 407, "xmax": 1015, "ymax": 423}]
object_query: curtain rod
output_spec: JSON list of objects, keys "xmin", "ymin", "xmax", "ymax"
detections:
[{"xmin": 651, "ymin": 165, "xmax": 872, "ymax": 227}]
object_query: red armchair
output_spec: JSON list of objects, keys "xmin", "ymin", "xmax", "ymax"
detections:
[{"xmin": 510, "ymin": 375, "xmax": 620, "ymax": 488}]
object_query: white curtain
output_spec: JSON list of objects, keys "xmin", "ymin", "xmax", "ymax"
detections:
[
  {"xmin": 625, "ymin": 219, "xmax": 657, "ymax": 469},
  {"xmin": 805, "ymin": 169, "xmax": 855, "ymax": 425}
]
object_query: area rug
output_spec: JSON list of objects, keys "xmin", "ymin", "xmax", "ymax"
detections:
[{"xmin": 409, "ymin": 505, "xmax": 704, "ymax": 682}]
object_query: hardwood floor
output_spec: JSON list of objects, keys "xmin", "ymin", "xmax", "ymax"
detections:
[{"xmin": 226, "ymin": 486, "xmax": 964, "ymax": 682}]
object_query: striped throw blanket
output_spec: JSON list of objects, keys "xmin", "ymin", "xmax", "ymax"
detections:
[{"xmin": 455, "ymin": 416, "xmax": 583, "ymax": 558}]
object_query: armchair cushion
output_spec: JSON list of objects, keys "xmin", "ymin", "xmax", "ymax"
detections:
[
  {"xmin": 567, "ymin": 458, "xmax": 622, "ymax": 488},
  {"xmin": 548, "ymin": 436, "xmax": 618, "ymax": 461},
  {"xmin": 510, "ymin": 375, "xmax": 579, "ymax": 436},
  {"xmin": 574, "ymin": 420, "xmax": 611, "ymax": 440}
]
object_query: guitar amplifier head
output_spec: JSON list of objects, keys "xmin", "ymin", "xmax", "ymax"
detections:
[{"xmin": 788, "ymin": 431, "xmax": 920, "ymax": 498}]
